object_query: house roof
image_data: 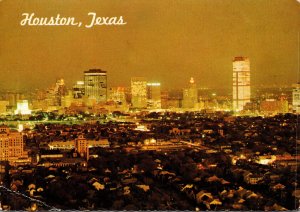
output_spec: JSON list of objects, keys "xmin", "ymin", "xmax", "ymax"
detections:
[
  {"xmin": 207, "ymin": 175, "xmax": 220, "ymax": 182},
  {"xmin": 136, "ymin": 184, "xmax": 150, "ymax": 192}
]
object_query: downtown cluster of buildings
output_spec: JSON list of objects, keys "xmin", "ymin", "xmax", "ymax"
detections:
[
  {"xmin": 0, "ymin": 58, "xmax": 298, "ymax": 210},
  {"xmin": 0, "ymin": 57, "xmax": 298, "ymax": 116}
]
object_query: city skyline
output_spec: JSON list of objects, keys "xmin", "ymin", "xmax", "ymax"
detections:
[
  {"xmin": 1, "ymin": 0, "xmax": 300, "ymax": 91},
  {"xmin": 0, "ymin": 1, "xmax": 299, "ymax": 210}
]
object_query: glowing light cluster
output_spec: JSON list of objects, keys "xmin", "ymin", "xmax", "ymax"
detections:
[
  {"xmin": 14, "ymin": 100, "xmax": 31, "ymax": 115},
  {"xmin": 147, "ymin": 82, "xmax": 161, "ymax": 86}
]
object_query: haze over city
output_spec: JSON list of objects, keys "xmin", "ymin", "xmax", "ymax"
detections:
[
  {"xmin": 1, "ymin": 0, "xmax": 300, "ymax": 91},
  {"xmin": 0, "ymin": 1, "xmax": 300, "ymax": 211}
]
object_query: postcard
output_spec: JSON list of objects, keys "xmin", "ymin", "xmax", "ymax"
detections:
[{"xmin": 0, "ymin": 0, "xmax": 299, "ymax": 211}]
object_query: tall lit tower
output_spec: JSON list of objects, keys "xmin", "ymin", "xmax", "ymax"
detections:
[
  {"xmin": 232, "ymin": 57, "xmax": 251, "ymax": 111},
  {"xmin": 84, "ymin": 69, "xmax": 107, "ymax": 103},
  {"xmin": 54, "ymin": 79, "xmax": 67, "ymax": 106},
  {"xmin": 131, "ymin": 77, "xmax": 147, "ymax": 108},
  {"xmin": 292, "ymin": 83, "xmax": 300, "ymax": 113},
  {"xmin": 182, "ymin": 77, "xmax": 198, "ymax": 109}
]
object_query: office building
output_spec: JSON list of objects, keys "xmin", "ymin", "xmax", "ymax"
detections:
[
  {"xmin": 14, "ymin": 100, "xmax": 31, "ymax": 115},
  {"xmin": 108, "ymin": 87, "xmax": 127, "ymax": 105},
  {"xmin": 54, "ymin": 79, "xmax": 67, "ymax": 106},
  {"xmin": 232, "ymin": 57, "xmax": 251, "ymax": 111},
  {"xmin": 74, "ymin": 135, "xmax": 89, "ymax": 160},
  {"xmin": 73, "ymin": 81, "xmax": 85, "ymax": 99},
  {"xmin": 292, "ymin": 83, "xmax": 300, "ymax": 113},
  {"xmin": 182, "ymin": 77, "xmax": 198, "ymax": 109},
  {"xmin": 131, "ymin": 77, "xmax": 147, "ymax": 108},
  {"xmin": 84, "ymin": 69, "xmax": 107, "ymax": 103},
  {"xmin": 260, "ymin": 99, "xmax": 289, "ymax": 115},
  {"xmin": 147, "ymin": 82, "xmax": 161, "ymax": 109},
  {"xmin": 0, "ymin": 101, "xmax": 9, "ymax": 114},
  {"xmin": 0, "ymin": 125, "xmax": 28, "ymax": 163}
]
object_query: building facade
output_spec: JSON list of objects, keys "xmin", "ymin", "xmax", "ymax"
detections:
[
  {"xmin": 260, "ymin": 99, "xmax": 289, "ymax": 115},
  {"xmin": 182, "ymin": 77, "xmax": 198, "ymax": 109},
  {"xmin": 73, "ymin": 81, "xmax": 85, "ymax": 99},
  {"xmin": 84, "ymin": 69, "xmax": 107, "ymax": 103},
  {"xmin": 147, "ymin": 82, "xmax": 161, "ymax": 109},
  {"xmin": 14, "ymin": 100, "xmax": 31, "ymax": 115},
  {"xmin": 292, "ymin": 83, "xmax": 300, "ymax": 113},
  {"xmin": 0, "ymin": 125, "xmax": 27, "ymax": 163},
  {"xmin": 54, "ymin": 79, "xmax": 67, "ymax": 106},
  {"xmin": 74, "ymin": 135, "xmax": 89, "ymax": 160},
  {"xmin": 131, "ymin": 77, "xmax": 147, "ymax": 109},
  {"xmin": 232, "ymin": 57, "xmax": 251, "ymax": 112},
  {"xmin": 108, "ymin": 87, "xmax": 127, "ymax": 105},
  {"xmin": 0, "ymin": 101, "xmax": 9, "ymax": 114}
]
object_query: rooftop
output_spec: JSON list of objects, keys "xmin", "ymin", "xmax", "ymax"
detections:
[
  {"xmin": 84, "ymin": 69, "xmax": 107, "ymax": 74},
  {"xmin": 233, "ymin": 57, "xmax": 249, "ymax": 62}
]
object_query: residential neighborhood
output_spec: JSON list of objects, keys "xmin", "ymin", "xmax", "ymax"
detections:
[{"xmin": 0, "ymin": 112, "xmax": 298, "ymax": 210}]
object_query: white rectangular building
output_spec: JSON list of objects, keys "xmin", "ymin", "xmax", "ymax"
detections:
[{"xmin": 232, "ymin": 57, "xmax": 251, "ymax": 112}]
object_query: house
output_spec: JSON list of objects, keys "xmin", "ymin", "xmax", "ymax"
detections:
[
  {"xmin": 196, "ymin": 191, "xmax": 213, "ymax": 203},
  {"xmin": 204, "ymin": 198, "xmax": 222, "ymax": 210},
  {"xmin": 10, "ymin": 179, "xmax": 23, "ymax": 191},
  {"xmin": 292, "ymin": 189, "xmax": 300, "ymax": 199},
  {"xmin": 136, "ymin": 184, "xmax": 150, "ymax": 192},
  {"xmin": 92, "ymin": 181, "xmax": 105, "ymax": 191},
  {"xmin": 270, "ymin": 183, "xmax": 286, "ymax": 191},
  {"xmin": 203, "ymin": 129, "xmax": 214, "ymax": 134},
  {"xmin": 244, "ymin": 174, "xmax": 264, "ymax": 185},
  {"xmin": 219, "ymin": 189, "xmax": 234, "ymax": 200},
  {"xmin": 121, "ymin": 177, "xmax": 137, "ymax": 185},
  {"xmin": 181, "ymin": 184, "xmax": 194, "ymax": 191},
  {"xmin": 264, "ymin": 203, "xmax": 288, "ymax": 211}
]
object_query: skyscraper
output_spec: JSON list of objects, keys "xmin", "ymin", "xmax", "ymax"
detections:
[
  {"xmin": 147, "ymin": 82, "xmax": 161, "ymax": 109},
  {"xmin": 292, "ymin": 83, "xmax": 300, "ymax": 113},
  {"xmin": 131, "ymin": 77, "xmax": 147, "ymax": 109},
  {"xmin": 232, "ymin": 57, "xmax": 251, "ymax": 112},
  {"xmin": 14, "ymin": 100, "xmax": 31, "ymax": 115},
  {"xmin": 54, "ymin": 79, "xmax": 67, "ymax": 106},
  {"xmin": 182, "ymin": 77, "xmax": 198, "ymax": 109},
  {"xmin": 109, "ymin": 87, "xmax": 127, "ymax": 105},
  {"xmin": 73, "ymin": 81, "xmax": 85, "ymax": 99},
  {"xmin": 84, "ymin": 69, "xmax": 107, "ymax": 103}
]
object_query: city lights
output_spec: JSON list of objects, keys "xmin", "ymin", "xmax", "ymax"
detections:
[
  {"xmin": 0, "ymin": 1, "xmax": 299, "ymax": 211},
  {"xmin": 14, "ymin": 100, "xmax": 31, "ymax": 115}
]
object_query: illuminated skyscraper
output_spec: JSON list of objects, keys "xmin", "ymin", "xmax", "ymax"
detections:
[
  {"xmin": 54, "ymin": 79, "xmax": 67, "ymax": 106},
  {"xmin": 131, "ymin": 77, "xmax": 147, "ymax": 108},
  {"xmin": 292, "ymin": 83, "xmax": 300, "ymax": 113},
  {"xmin": 73, "ymin": 81, "xmax": 85, "ymax": 99},
  {"xmin": 14, "ymin": 100, "xmax": 31, "ymax": 115},
  {"xmin": 109, "ymin": 87, "xmax": 127, "ymax": 105},
  {"xmin": 232, "ymin": 57, "xmax": 251, "ymax": 111},
  {"xmin": 84, "ymin": 69, "xmax": 107, "ymax": 103},
  {"xmin": 147, "ymin": 82, "xmax": 161, "ymax": 109},
  {"xmin": 182, "ymin": 77, "xmax": 198, "ymax": 109}
]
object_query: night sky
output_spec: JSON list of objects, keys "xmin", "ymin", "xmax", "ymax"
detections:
[{"xmin": 0, "ymin": 0, "xmax": 299, "ymax": 91}]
